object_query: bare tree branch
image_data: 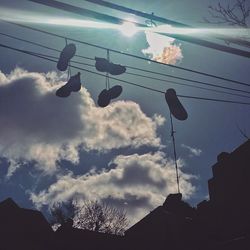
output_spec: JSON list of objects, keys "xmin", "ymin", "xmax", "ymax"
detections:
[
  {"xmin": 50, "ymin": 200, "xmax": 129, "ymax": 235},
  {"xmin": 207, "ymin": 0, "xmax": 250, "ymax": 27},
  {"xmin": 49, "ymin": 199, "xmax": 76, "ymax": 225}
]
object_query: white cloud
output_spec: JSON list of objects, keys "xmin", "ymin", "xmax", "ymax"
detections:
[
  {"xmin": 142, "ymin": 31, "xmax": 183, "ymax": 65},
  {"xmin": 6, "ymin": 159, "xmax": 22, "ymax": 179},
  {"xmin": 181, "ymin": 144, "xmax": 202, "ymax": 157},
  {"xmin": 30, "ymin": 152, "xmax": 196, "ymax": 224},
  {"xmin": 0, "ymin": 69, "xmax": 164, "ymax": 175}
]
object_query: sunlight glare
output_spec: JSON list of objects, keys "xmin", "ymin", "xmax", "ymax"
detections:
[{"xmin": 120, "ymin": 21, "xmax": 138, "ymax": 37}]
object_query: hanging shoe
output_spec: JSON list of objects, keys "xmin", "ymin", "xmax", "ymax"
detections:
[
  {"xmin": 66, "ymin": 72, "xmax": 81, "ymax": 92},
  {"xmin": 108, "ymin": 63, "xmax": 126, "ymax": 75},
  {"xmin": 95, "ymin": 57, "xmax": 126, "ymax": 75},
  {"xmin": 57, "ymin": 43, "xmax": 76, "ymax": 71},
  {"xmin": 95, "ymin": 57, "xmax": 109, "ymax": 72},
  {"xmin": 98, "ymin": 89, "xmax": 112, "ymax": 107},
  {"xmin": 56, "ymin": 73, "xmax": 81, "ymax": 97},
  {"xmin": 165, "ymin": 88, "xmax": 188, "ymax": 121},
  {"xmin": 108, "ymin": 85, "xmax": 123, "ymax": 99},
  {"xmin": 56, "ymin": 84, "xmax": 71, "ymax": 98}
]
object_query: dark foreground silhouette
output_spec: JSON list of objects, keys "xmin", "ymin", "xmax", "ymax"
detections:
[{"xmin": 1, "ymin": 140, "xmax": 250, "ymax": 250}]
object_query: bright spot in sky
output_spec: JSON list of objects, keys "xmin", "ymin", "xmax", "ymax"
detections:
[
  {"xmin": 1, "ymin": 7, "xmax": 248, "ymax": 40},
  {"xmin": 120, "ymin": 21, "xmax": 138, "ymax": 37}
]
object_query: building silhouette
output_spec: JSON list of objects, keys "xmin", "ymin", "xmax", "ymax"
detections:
[
  {"xmin": 0, "ymin": 140, "xmax": 250, "ymax": 249},
  {"xmin": 207, "ymin": 139, "xmax": 250, "ymax": 239},
  {"xmin": 0, "ymin": 198, "xmax": 54, "ymax": 250},
  {"xmin": 125, "ymin": 139, "xmax": 250, "ymax": 249}
]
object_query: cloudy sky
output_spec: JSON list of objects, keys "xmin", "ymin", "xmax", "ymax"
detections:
[{"xmin": 0, "ymin": 0, "xmax": 249, "ymax": 225}]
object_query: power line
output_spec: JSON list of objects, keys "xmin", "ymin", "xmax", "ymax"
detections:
[
  {"xmin": 217, "ymin": 36, "xmax": 250, "ymax": 49},
  {"xmin": 70, "ymin": 61, "xmax": 250, "ymax": 98},
  {"xmin": 0, "ymin": 32, "xmax": 61, "ymax": 53},
  {"xmin": 124, "ymin": 71, "xmax": 250, "ymax": 99},
  {"xmin": 1, "ymin": 19, "xmax": 250, "ymax": 89},
  {"xmin": 27, "ymin": 0, "xmax": 250, "ymax": 58},
  {"xmin": 84, "ymin": 0, "xmax": 250, "ymax": 49},
  {"xmin": 1, "ymin": 29, "xmax": 250, "ymax": 99},
  {"xmin": 27, "ymin": 0, "xmax": 141, "ymax": 26},
  {"xmin": 59, "ymin": 56, "xmax": 250, "ymax": 98},
  {"xmin": 0, "ymin": 32, "xmax": 94, "ymax": 61},
  {"xmin": 1, "ymin": 30, "xmax": 250, "ymax": 98},
  {"xmin": 1, "ymin": 42, "xmax": 250, "ymax": 106},
  {"xmin": 125, "ymin": 65, "xmax": 250, "ymax": 95},
  {"xmin": 83, "ymin": 1, "xmax": 250, "ymax": 51},
  {"xmin": 1, "ymin": 29, "xmax": 250, "ymax": 98},
  {"xmin": 84, "ymin": 0, "xmax": 189, "ymax": 28}
]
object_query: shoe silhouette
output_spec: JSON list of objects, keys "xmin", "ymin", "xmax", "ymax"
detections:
[
  {"xmin": 165, "ymin": 88, "xmax": 188, "ymax": 121},
  {"xmin": 97, "ymin": 85, "xmax": 122, "ymax": 107},
  {"xmin": 67, "ymin": 72, "xmax": 81, "ymax": 92},
  {"xmin": 56, "ymin": 85, "xmax": 71, "ymax": 98},
  {"xmin": 95, "ymin": 57, "xmax": 109, "ymax": 72},
  {"xmin": 108, "ymin": 64, "xmax": 126, "ymax": 75},
  {"xmin": 98, "ymin": 89, "xmax": 112, "ymax": 107},
  {"xmin": 56, "ymin": 72, "xmax": 81, "ymax": 98},
  {"xmin": 57, "ymin": 43, "xmax": 76, "ymax": 71},
  {"xmin": 95, "ymin": 57, "xmax": 126, "ymax": 75},
  {"xmin": 109, "ymin": 85, "xmax": 123, "ymax": 99}
]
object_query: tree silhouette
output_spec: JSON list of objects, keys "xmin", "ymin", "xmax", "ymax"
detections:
[
  {"xmin": 49, "ymin": 199, "xmax": 76, "ymax": 231},
  {"xmin": 50, "ymin": 200, "xmax": 128, "ymax": 235},
  {"xmin": 204, "ymin": 0, "xmax": 250, "ymax": 48},
  {"xmin": 206, "ymin": 0, "xmax": 250, "ymax": 27}
]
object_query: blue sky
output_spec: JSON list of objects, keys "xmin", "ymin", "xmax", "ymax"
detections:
[{"xmin": 0, "ymin": 0, "xmax": 249, "ymax": 224}]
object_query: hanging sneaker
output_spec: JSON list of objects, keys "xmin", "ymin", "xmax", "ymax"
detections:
[
  {"xmin": 165, "ymin": 88, "xmax": 188, "ymax": 121},
  {"xmin": 108, "ymin": 85, "xmax": 123, "ymax": 99},
  {"xmin": 66, "ymin": 72, "xmax": 81, "ymax": 92},
  {"xmin": 57, "ymin": 43, "xmax": 76, "ymax": 71},
  {"xmin": 108, "ymin": 64, "xmax": 126, "ymax": 75},
  {"xmin": 56, "ymin": 84, "xmax": 71, "ymax": 98},
  {"xmin": 97, "ymin": 89, "xmax": 112, "ymax": 107},
  {"xmin": 95, "ymin": 57, "xmax": 126, "ymax": 75},
  {"xmin": 95, "ymin": 57, "xmax": 109, "ymax": 72}
]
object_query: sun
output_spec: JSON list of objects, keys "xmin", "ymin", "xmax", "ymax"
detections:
[{"xmin": 120, "ymin": 21, "xmax": 138, "ymax": 37}]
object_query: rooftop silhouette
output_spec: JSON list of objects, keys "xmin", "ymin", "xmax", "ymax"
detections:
[
  {"xmin": 0, "ymin": 198, "xmax": 54, "ymax": 250},
  {"xmin": 0, "ymin": 140, "xmax": 250, "ymax": 249}
]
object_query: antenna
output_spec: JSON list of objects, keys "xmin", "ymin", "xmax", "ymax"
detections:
[
  {"xmin": 169, "ymin": 113, "xmax": 180, "ymax": 193},
  {"xmin": 106, "ymin": 49, "xmax": 110, "ymax": 90},
  {"xmin": 165, "ymin": 88, "xmax": 188, "ymax": 193}
]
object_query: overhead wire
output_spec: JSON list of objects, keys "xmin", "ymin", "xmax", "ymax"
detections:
[
  {"xmin": 1, "ymin": 31, "xmax": 250, "ymax": 99},
  {"xmin": 0, "ymin": 31, "xmax": 94, "ymax": 61},
  {"xmin": 26, "ymin": 0, "xmax": 250, "ymax": 58},
  {"xmin": 1, "ymin": 30, "xmax": 250, "ymax": 98},
  {"xmin": 31, "ymin": 52, "xmax": 250, "ymax": 99},
  {"xmin": 83, "ymin": 0, "xmax": 189, "ymax": 27},
  {"xmin": 125, "ymin": 66, "xmax": 250, "ymax": 95},
  {"xmin": 124, "ymin": 71, "xmax": 250, "ymax": 99},
  {"xmin": 83, "ymin": 0, "xmax": 250, "ymax": 49},
  {"xmin": 24, "ymin": 0, "xmax": 250, "ymax": 195},
  {"xmin": 1, "ymin": 18, "xmax": 250, "ymax": 88},
  {"xmin": 1, "ymin": 42, "xmax": 250, "ymax": 106}
]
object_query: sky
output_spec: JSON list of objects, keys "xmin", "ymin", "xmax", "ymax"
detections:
[{"xmin": 0, "ymin": 0, "xmax": 249, "ymax": 226}]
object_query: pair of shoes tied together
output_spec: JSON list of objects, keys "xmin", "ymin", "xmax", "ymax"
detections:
[
  {"xmin": 98, "ymin": 85, "xmax": 123, "ymax": 107},
  {"xmin": 56, "ymin": 72, "xmax": 82, "ymax": 98}
]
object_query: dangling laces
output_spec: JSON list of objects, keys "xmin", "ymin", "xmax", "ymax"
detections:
[
  {"xmin": 65, "ymin": 38, "xmax": 72, "ymax": 80},
  {"xmin": 105, "ymin": 49, "xmax": 110, "ymax": 90}
]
